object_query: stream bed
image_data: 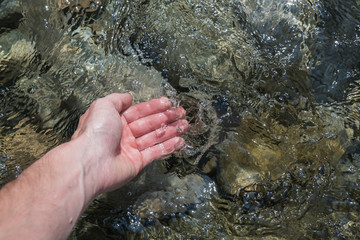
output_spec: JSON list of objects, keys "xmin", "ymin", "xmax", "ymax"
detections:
[{"xmin": 1, "ymin": 0, "xmax": 360, "ymax": 239}]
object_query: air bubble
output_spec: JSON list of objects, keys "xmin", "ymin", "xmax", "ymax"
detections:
[
  {"xmin": 72, "ymin": 5, "xmax": 82, "ymax": 13},
  {"xmin": 89, "ymin": 1, "xmax": 100, "ymax": 11}
]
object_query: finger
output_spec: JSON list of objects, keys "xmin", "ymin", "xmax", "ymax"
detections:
[
  {"xmin": 123, "ymin": 97, "xmax": 171, "ymax": 123},
  {"xmin": 141, "ymin": 137, "xmax": 185, "ymax": 165},
  {"xmin": 104, "ymin": 93, "xmax": 133, "ymax": 113},
  {"xmin": 136, "ymin": 119, "xmax": 189, "ymax": 151},
  {"xmin": 129, "ymin": 107, "xmax": 186, "ymax": 137},
  {"xmin": 120, "ymin": 117, "xmax": 139, "ymax": 150}
]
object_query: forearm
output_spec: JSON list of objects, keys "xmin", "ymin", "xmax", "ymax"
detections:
[{"xmin": 0, "ymin": 139, "xmax": 91, "ymax": 240}]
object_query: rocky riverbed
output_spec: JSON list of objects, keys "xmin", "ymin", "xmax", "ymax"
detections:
[{"xmin": 1, "ymin": 0, "xmax": 360, "ymax": 239}]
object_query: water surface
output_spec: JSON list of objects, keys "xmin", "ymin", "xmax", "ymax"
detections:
[{"xmin": 1, "ymin": 0, "xmax": 360, "ymax": 239}]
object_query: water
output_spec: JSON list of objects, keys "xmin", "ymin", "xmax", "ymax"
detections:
[{"xmin": 1, "ymin": 0, "xmax": 360, "ymax": 238}]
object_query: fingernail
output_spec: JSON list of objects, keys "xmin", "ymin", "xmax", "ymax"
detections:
[
  {"xmin": 159, "ymin": 97, "xmax": 170, "ymax": 105},
  {"xmin": 165, "ymin": 108, "xmax": 180, "ymax": 119},
  {"xmin": 179, "ymin": 107, "xmax": 186, "ymax": 117},
  {"xmin": 169, "ymin": 107, "xmax": 185, "ymax": 118},
  {"xmin": 175, "ymin": 137, "xmax": 185, "ymax": 149}
]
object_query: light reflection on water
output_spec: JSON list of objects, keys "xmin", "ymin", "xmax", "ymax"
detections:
[{"xmin": 1, "ymin": 0, "xmax": 360, "ymax": 238}]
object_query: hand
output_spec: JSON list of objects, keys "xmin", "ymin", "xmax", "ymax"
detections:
[{"xmin": 71, "ymin": 93, "xmax": 189, "ymax": 200}]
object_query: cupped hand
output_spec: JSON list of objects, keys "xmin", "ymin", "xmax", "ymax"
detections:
[{"xmin": 71, "ymin": 93, "xmax": 189, "ymax": 199}]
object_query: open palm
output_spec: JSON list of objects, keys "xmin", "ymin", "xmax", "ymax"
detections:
[{"xmin": 71, "ymin": 93, "xmax": 188, "ymax": 196}]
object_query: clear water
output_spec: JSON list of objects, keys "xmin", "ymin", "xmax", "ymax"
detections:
[{"xmin": 1, "ymin": 0, "xmax": 360, "ymax": 239}]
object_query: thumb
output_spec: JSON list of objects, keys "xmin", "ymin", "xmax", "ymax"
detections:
[{"xmin": 104, "ymin": 93, "xmax": 133, "ymax": 113}]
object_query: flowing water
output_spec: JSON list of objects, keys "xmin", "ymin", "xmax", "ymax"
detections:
[{"xmin": 1, "ymin": 0, "xmax": 360, "ymax": 239}]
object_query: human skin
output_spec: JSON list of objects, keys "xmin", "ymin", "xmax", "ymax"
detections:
[{"xmin": 0, "ymin": 93, "xmax": 189, "ymax": 240}]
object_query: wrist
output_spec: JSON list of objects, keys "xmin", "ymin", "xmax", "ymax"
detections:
[
  {"xmin": 36, "ymin": 141, "xmax": 89, "ymax": 215},
  {"xmin": 67, "ymin": 135, "xmax": 106, "ymax": 202}
]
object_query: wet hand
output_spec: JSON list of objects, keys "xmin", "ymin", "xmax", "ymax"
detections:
[{"xmin": 71, "ymin": 93, "xmax": 188, "ymax": 200}]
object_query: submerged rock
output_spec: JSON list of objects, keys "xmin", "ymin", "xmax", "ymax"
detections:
[
  {"xmin": 215, "ymin": 104, "xmax": 348, "ymax": 194},
  {"xmin": 0, "ymin": 0, "xmax": 22, "ymax": 31},
  {"xmin": 133, "ymin": 173, "xmax": 217, "ymax": 218},
  {"xmin": 111, "ymin": 0, "xmax": 321, "ymax": 100},
  {"xmin": 57, "ymin": 0, "xmax": 105, "ymax": 12},
  {"xmin": 119, "ymin": 0, "xmax": 259, "ymax": 88},
  {"xmin": 0, "ymin": 30, "xmax": 35, "ymax": 86},
  {"xmin": 104, "ymin": 160, "xmax": 218, "ymax": 218}
]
